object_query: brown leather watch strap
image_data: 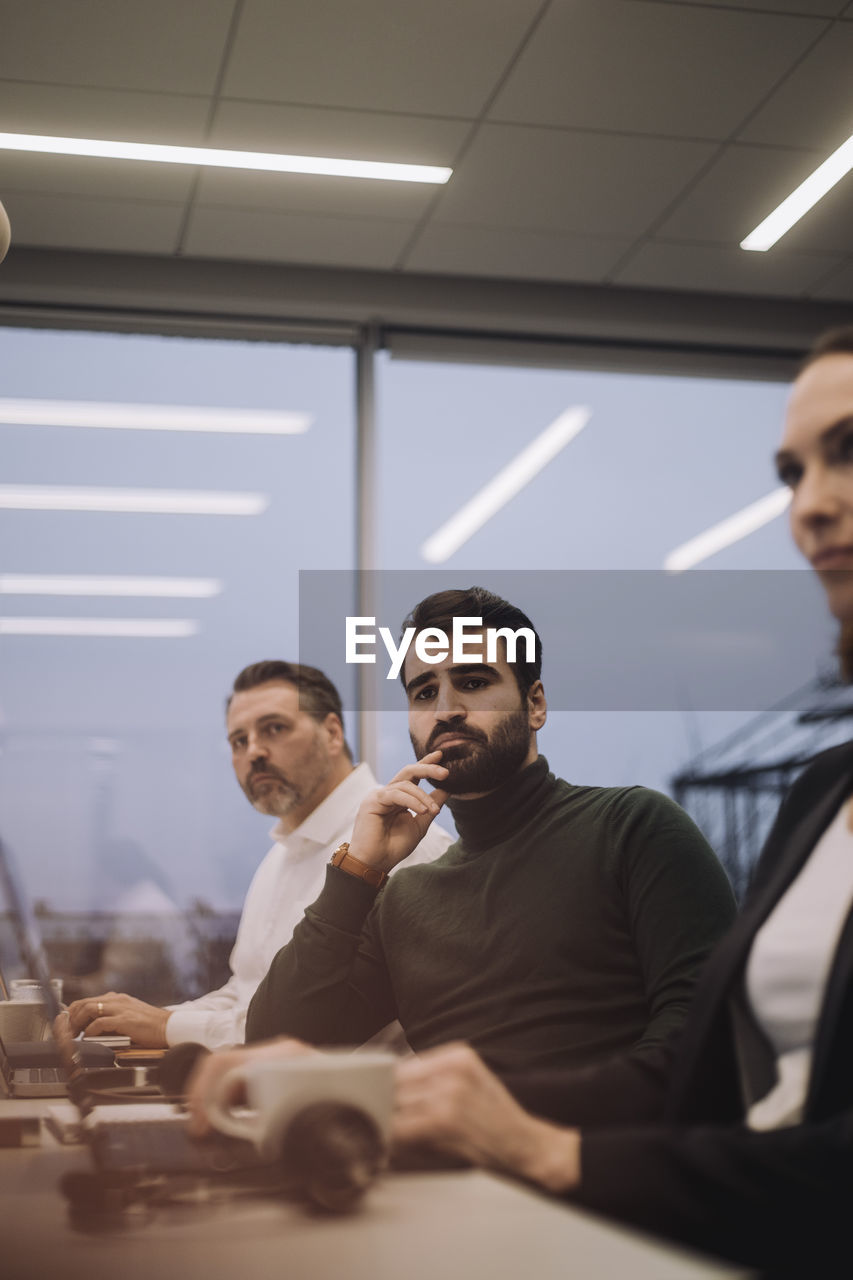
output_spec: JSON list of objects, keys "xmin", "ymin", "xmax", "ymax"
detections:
[{"xmin": 330, "ymin": 842, "xmax": 387, "ymax": 889}]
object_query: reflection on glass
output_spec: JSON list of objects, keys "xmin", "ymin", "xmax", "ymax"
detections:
[{"xmin": 0, "ymin": 328, "xmax": 354, "ymax": 1000}]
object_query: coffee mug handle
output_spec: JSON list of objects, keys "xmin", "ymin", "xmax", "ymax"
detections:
[{"xmin": 204, "ymin": 1065, "xmax": 263, "ymax": 1143}]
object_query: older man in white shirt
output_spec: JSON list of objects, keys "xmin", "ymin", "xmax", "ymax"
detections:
[{"xmin": 67, "ymin": 660, "xmax": 452, "ymax": 1048}]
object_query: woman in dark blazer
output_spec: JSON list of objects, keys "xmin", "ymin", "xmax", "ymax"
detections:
[{"xmin": 392, "ymin": 328, "xmax": 853, "ymax": 1277}]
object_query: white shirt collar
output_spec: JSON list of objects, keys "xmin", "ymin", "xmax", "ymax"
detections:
[{"xmin": 269, "ymin": 761, "xmax": 378, "ymax": 852}]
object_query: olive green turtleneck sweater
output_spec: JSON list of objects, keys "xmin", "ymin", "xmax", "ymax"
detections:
[{"xmin": 247, "ymin": 757, "xmax": 735, "ymax": 1082}]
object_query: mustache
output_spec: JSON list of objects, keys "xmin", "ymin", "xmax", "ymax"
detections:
[
  {"xmin": 248, "ymin": 762, "xmax": 288, "ymax": 785},
  {"xmin": 425, "ymin": 720, "xmax": 488, "ymax": 753}
]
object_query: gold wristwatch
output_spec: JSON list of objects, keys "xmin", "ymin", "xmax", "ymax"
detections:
[{"xmin": 330, "ymin": 841, "xmax": 388, "ymax": 888}]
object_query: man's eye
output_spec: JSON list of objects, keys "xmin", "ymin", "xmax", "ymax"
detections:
[
  {"xmin": 413, "ymin": 686, "xmax": 436, "ymax": 701},
  {"xmin": 231, "ymin": 737, "xmax": 247, "ymax": 752},
  {"xmin": 266, "ymin": 723, "xmax": 285, "ymax": 735},
  {"xmin": 462, "ymin": 677, "xmax": 488, "ymax": 690},
  {"xmin": 838, "ymin": 431, "xmax": 853, "ymax": 463}
]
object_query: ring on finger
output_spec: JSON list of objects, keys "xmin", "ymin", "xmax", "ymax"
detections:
[{"xmin": 97, "ymin": 1001, "xmax": 104, "ymax": 1016}]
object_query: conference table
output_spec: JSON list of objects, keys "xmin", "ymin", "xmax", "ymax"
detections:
[{"xmin": 0, "ymin": 1099, "xmax": 751, "ymax": 1280}]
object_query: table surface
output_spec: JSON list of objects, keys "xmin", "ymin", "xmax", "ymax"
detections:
[{"xmin": 0, "ymin": 1099, "xmax": 752, "ymax": 1280}]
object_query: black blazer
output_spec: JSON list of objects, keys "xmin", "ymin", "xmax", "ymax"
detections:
[{"xmin": 572, "ymin": 740, "xmax": 853, "ymax": 1276}]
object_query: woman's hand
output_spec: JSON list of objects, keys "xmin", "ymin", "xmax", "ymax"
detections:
[{"xmin": 393, "ymin": 1043, "xmax": 581, "ymax": 1193}]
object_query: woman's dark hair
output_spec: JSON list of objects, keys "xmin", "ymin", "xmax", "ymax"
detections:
[
  {"xmin": 799, "ymin": 325, "xmax": 853, "ymax": 372},
  {"xmin": 400, "ymin": 587, "xmax": 542, "ymax": 696}
]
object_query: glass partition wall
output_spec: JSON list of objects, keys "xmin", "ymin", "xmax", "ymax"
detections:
[
  {"xmin": 1, "ymin": 323, "xmax": 801, "ymax": 992},
  {"xmin": 374, "ymin": 354, "xmax": 800, "ymax": 799},
  {"xmin": 0, "ymin": 327, "xmax": 355, "ymax": 997}
]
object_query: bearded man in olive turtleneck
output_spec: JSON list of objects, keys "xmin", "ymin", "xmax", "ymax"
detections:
[{"xmin": 247, "ymin": 588, "xmax": 735, "ymax": 1124}]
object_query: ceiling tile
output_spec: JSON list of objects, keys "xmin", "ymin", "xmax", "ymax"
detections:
[
  {"xmin": 223, "ymin": 0, "xmax": 541, "ymax": 116},
  {"xmin": 0, "ymin": 154, "xmax": 196, "ymax": 203},
  {"xmin": 672, "ymin": 0, "xmax": 846, "ymax": 13},
  {"xmin": 194, "ymin": 170, "xmax": 439, "ymax": 221},
  {"xmin": 811, "ymin": 259, "xmax": 853, "ymax": 299},
  {"xmin": 489, "ymin": 0, "xmax": 823, "ymax": 139},
  {"xmin": 656, "ymin": 143, "xmax": 853, "ymax": 255},
  {"xmin": 0, "ymin": 0, "xmax": 235, "ymax": 94},
  {"xmin": 613, "ymin": 240, "xmax": 844, "ymax": 296},
  {"xmin": 198, "ymin": 100, "xmax": 465, "ymax": 216},
  {"xmin": 432, "ymin": 124, "xmax": 716, "ymax": 238},
  {"xmin": 184, "ymin": 204, "xmax": 414, "ymax": 269},
  {"xmin": 2, "ymin": 190, "xmax": 184, "ymax": 254},
  {"xmin": 210, "ymin": 100, "xmax": 467, "ymax": 165},
  {"xmin": 739, "ymin": 24, "xmax": 853, "ymax": 149},
  {"xmin": 0, "ymin": 83, "xmax": 211, "ymax": 145},
  {"xmin": 404, "ymin": 224, "xmax": 631, "ymax": 282}
]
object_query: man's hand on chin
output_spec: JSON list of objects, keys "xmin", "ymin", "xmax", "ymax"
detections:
[
  {"xmin": 66, "ymin": 992, "xmax": 171, "ymax": 1047},
  {"xmin": 347, "ymin": 751, "xmax": 449, "ymax": 873}
]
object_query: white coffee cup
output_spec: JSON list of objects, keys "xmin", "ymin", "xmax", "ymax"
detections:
[{"xmin": 205, "ymin": 1051, "xmax": 395, "ymax": 1160}]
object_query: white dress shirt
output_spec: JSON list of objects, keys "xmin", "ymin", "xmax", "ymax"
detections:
[{"xmin": 165, "ymin": 762, "xmax": 453, "ymax": 1049}]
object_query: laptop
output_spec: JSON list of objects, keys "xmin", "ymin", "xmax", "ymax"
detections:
[
  {"xmin": 0, "ymin": 1029, "xmax": 125, "ymax": 1098},
  {"xmin": 0, "ymin": 1028, "xmax": 69, "ymax": 1097}
]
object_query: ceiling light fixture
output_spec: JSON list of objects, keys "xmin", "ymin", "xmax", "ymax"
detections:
[
  {"xmin": 664, "ymin": 487, "xmax": 791, "ymax": 572},
  {"xmin": 0, "ymin": 575, "xmax": 221, "ymax": 597},
  {"xmin": 0, "ymin": 398, "xmax": 311, "ymax": 434},
  {"xmin": 0, "ymin": 618, "xmax": 198, "ymax": 637},
  {"xmin": 421, "ymin": 406, "xmax": 591, "ymax": 564},
  {"xmin": 0, "ymin": 485, "xmax": 268, "ymax": 515},
  {"xmin": 741, "ymin": 132, "xmax": 853, "ymax": 251},
  {"xmin": 0, "ymin": 132, "xmax": 452, "ymax": 185}
]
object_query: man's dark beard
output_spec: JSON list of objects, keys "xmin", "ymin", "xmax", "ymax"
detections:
[{"xmin": 410, "ymin": 701, "xmax": 532, "ymax": 795}]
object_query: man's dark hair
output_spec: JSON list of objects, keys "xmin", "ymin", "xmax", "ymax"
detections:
[
  {"xmin": 800, "ymin": 325, "xmax": 853, "ymax": 371},
  {"xmin": 228, "ymin": 660, "xmax": 352, "ymax": 759},
  {"xmin": 400, "ymin": 587, "xmax": 542, "ymax": 696}
]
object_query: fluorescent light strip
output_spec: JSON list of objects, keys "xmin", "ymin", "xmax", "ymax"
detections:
[
  {"xmin": 0, "ymin": 132, "xmax": 452, "ymax": 185},
  {"xmin": 421, "ymin": 406, "xmax": 591, "ymax": 564},
  {"xmin": 741, "ymin": 131, "xmax": 853, "ymax": 252},
  {"xmin": 664, "ymin": 487, "xmax": 791, "ymax": 572},
  {"xmin": 0, "ymin": 618, "xmax": 198, "ymax": 638},
  {"xmin": 0, "ymin": 575, "xmax": 221, "ymax": 598},
  {"xmin": 0, "ymin": 398, "xmax": 311, "ymax": 434},
  {"xmin": 0, "ymin": 485, "xmax": 268, "ymax": 515}
]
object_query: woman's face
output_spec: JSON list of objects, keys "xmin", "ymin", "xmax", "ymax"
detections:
[{"xmin": 777, "ymin": 351, "xmax": 853, "ymax": 622}]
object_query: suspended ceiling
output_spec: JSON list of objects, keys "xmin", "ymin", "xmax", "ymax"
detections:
[{"xmin": 0, "ymin": 0, "xmax": 852, "ymax": 358}]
